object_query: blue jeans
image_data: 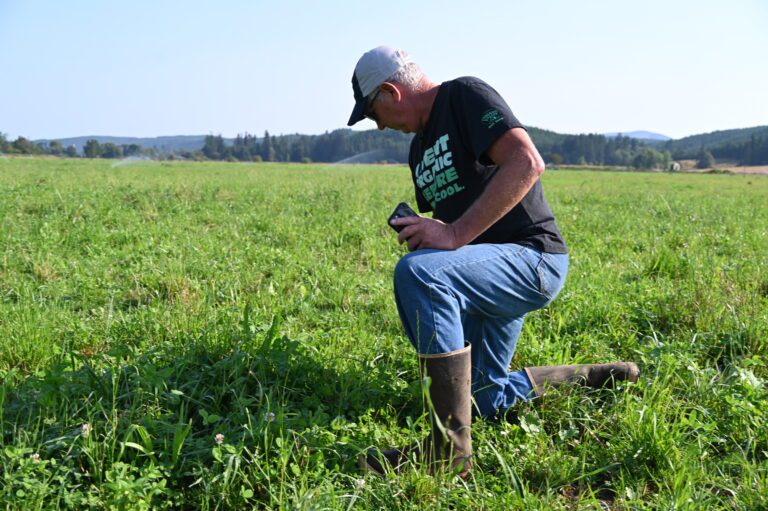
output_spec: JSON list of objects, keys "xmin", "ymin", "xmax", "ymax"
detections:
[{"xmin": 393, "ymin": 244, "xmax": 568, "ymax": 418}]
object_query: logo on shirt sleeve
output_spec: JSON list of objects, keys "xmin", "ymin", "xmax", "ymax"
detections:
[{"xmin": 481, "ymin": 109, "xmax": 503, "ymax": 129}]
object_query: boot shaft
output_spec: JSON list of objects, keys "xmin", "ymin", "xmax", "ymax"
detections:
[
  {"xmin": 359, "ymin": 345, "xmax": 474, "ymax": 478},
  {"xmin": 420, "ymin": 345, "xmax": 472, "ymax": 475}
]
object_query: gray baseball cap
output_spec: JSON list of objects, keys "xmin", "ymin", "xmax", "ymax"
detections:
[{"xmin": 347, "ymin": 46, "xmax": 412, "ymax": 126}]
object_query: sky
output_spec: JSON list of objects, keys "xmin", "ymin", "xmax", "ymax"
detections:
[{"xmin": 1, "ymin": 0, "xmax": 766, "ymax": 141}]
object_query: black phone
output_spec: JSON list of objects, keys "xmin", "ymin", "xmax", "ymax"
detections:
[{"xmin": 388, "ymin": 202, "xmax": 418, "ymax": 232}]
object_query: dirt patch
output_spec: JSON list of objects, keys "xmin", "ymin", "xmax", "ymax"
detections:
[
  {"xmin": 671, "ymin": 159, "xmax": 768, "ymax": 175},
  {"xmin": 680, "ymin": 164, "xmax": 768, "ymax": 176},
  {"xmin": 717, "ymin": 165, "xmax": 768, "ymax": 175}
]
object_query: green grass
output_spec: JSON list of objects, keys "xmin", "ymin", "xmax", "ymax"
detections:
[{"xmin": 1, "ymin": 157, "xmax": 767, "ymax": 510}]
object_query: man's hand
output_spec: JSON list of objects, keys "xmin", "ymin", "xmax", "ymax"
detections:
[{"xmin": 391, "ymin": 215, "xmax": 461, "ymax": 251}]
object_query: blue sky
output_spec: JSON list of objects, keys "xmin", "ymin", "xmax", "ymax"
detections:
[{"xmin": 1, "ymin": 0, "xmax": 766, "ymax": 140}]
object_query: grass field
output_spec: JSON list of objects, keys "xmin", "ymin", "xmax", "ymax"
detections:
[{"xmin": 1, "ymin": 158, "xmax": 767, "ymax": 510}]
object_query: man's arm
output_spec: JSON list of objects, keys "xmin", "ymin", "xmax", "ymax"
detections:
[{"xmin": 392, "ymin": 127, "xmax": 545, "ymax": 251}]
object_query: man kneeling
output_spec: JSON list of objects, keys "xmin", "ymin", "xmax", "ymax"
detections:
[{"xmin": 345, "ymin": 46, "xmax": 639, "ymax": 478}]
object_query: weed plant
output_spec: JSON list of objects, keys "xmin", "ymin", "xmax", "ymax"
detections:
[{"xmin": 0, "ymin": 158, "xmax": 766, "ymax": 509}]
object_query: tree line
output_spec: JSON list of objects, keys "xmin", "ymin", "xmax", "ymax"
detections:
[
  {"xmin": 530, "ymin": 130, "xmax": 674, "ymax": 169},
  {"xmin": 196, "ymin": 130, "xmax": 679, "ymax": 170},
  {"xmin": 0, "ymin": 134, "xmax": 158, "ymax": 159},
  {"xmin": 0, "ymin": 135, "xmax": 76, "ymax": 157},
  {"xmin": 201, "ymin": 129, "xmax": 411, "ymax": 164},
  {"xmin": 696, "ymin": 134, "xmax": 768, "ymax": 166},
  {"xmin": 191, "ymin": 129, "xmax": 768, "ymax": 168},
  {"xmin": 3, "ymin": 127, "xmax": 767, "ymax": 168}
]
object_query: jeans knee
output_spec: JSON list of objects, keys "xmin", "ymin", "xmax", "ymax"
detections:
[{"xmin": 394, "ymin": 252, "xmax": 431, "ymax": 292}]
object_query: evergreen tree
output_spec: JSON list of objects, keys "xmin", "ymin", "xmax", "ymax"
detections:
[
  {"xmin": 12, "ymin": 137, "xmax": 38, "ymax": 154},
  {"xmin": 261, "ymin": 131, "xmax": 275, "ymax": 162},
  {"xmin": 101, "ymin": 143, "xmax": 123, "ymax": 158},
  {"xmin": 202, "ymin": 135, "xmax": 226, "ymax": 160},
  {"xmin": 123, "ymin": 144, "xmax": 143, "ymax": 157},
  {"xmin": 290, "ymin": 140, "xmax": 305, "ymax": 162},
  {"xmin": 48, "ymin": 140, "xmax": 64, "ymax": 155},
  {"xmin": 84, "ymin": 139, "xmax": 102, "ymax": 158},
  {"xmin": 232, "ymin": 134, "xmax": 253, "ymax": 161},
  {"xmin": 696, "ymin": 147, "xmax": 715, "ymax": 169}
]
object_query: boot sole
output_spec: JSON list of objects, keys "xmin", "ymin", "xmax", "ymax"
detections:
[{"xmin": 626, "ymin": 362, "xmax": 640, "ymax": 382}]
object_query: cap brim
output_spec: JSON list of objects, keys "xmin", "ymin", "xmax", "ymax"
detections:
[{"xmin": 347, "ymin": 97, "xmax": 366, "ymax": 126}]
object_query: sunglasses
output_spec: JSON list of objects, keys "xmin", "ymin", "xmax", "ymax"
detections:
[{"xmin": 364, "ymin": 88, "xmax": 382, "ymax": 122}]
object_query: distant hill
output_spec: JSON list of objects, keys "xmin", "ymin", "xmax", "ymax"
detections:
[
  {"xmin": 660, "ymin": 126, "xmax": 768, "ymax": 156},
  {"xmin": 604, "ymin": 130, "xmax": 671, "ymax": 141},
  {"xmin": 526, "ymin": 126, "xmax": 571, "ymax": 148},
  {"xmin": 34, "ymin": 135, "xmax": 235, "ymax": 153}
]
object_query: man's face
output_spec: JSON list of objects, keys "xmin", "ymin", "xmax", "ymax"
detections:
[
  {"xmin": 365, "ymin": 84, "xmax": 415, "ymax": 134},
  {"xmin": 363, "ymin": 89, "xmax": 382, "ymax": 124}
]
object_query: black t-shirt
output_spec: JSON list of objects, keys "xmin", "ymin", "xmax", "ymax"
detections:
[{"xmin": 408, "ymin": 77, "xmax": 567, "ymax": 254}]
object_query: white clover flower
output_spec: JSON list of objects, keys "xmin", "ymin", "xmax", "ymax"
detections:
[
  {"xmin": 81, "ymin": 423, "xmax": 92, "ymax": 437},
  {"xmin": 265, "ymin": 412, "xmax": 276, "ymax": 423},
  {"xmin": 355, "ymin": 478, "xmax": 365, "ymax": 490},
  {"xmin": 215, "ymin": 433, "xmax": 224, "ymax": 445},
  {"xmin": 30, "ymin": 453, "xmax": 41, "ymax": 462}
]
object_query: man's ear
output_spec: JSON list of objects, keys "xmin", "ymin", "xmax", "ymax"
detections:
[{"xmin": 379, "ymin": 82, "xmax": 402, "ymax": 102}]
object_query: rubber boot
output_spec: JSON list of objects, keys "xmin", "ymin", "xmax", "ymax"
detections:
[
  {"xmin": 422, "ymin": 345, "xmax": 473, "ymax": 477},
  {"xmin": 359, "ymin": 345, "xmax": 472, "ymax": 478},
  {"xmin": 524, "ymin": 362, "xmax": 640, "ymax": 397}
]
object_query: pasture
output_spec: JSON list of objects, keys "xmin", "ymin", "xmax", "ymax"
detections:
[{"xmin": 1, "ymin": 158, "xmax": 766, "ymax": 509}]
